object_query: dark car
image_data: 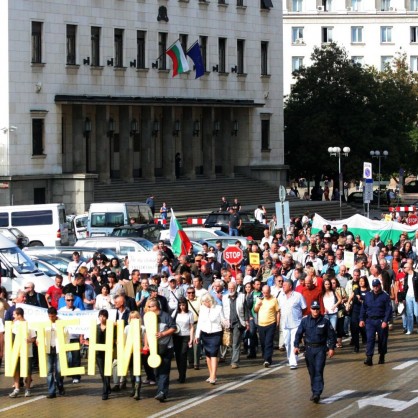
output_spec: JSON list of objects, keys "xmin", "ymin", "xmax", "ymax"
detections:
[
  {"xmin": 204, "ymin": 211, "xmax": 267, "ymax": 240},
  {"xmin": 110, "ymin": 224, "xmax": 164, "ymax": 242},
  {"xmin": 347, "ymin": 190, "xmax": 388, "ymax": 205},
  {"xmin": 404, "ymin": 180, "xmax": 418, "ymax": 193}
]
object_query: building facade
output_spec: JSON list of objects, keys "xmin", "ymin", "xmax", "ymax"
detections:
[
  {"xmin": 0, "ymin": 0, "xmax": 286, "ymax": 213},
  {"xmin": 283, "ymin": 0, "xmax": 418, "ymax": 96}
]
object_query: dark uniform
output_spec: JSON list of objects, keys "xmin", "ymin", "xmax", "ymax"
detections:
[
  {"xmin": 359, "ymin": 279, "xmax": 392, "ymax": 365},
  {"xmin": 294, "ymin": 301, "xmax": 336, "ymax": 403}
]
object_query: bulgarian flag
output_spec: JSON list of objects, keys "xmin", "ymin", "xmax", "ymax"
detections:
[
  {"xmin": 166, "ymin": 40, "xmax": 190, "ymax": 77},
  {"xmin": 169, "ymin": 209, "xmax": 192, "ymax": 256}
]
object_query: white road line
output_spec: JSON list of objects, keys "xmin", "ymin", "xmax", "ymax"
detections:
[
  {"xmin": 321, "ymin": 390, "xmax": 357, "ymax": 404},
  {"xmin": 0, "ymin": 396, "xmax": 46, "ymax": 413},
  {"xmin": 148, "ymin": 365, "xmax": 285, "ymax": 418},
  {"xmin": 392, "ymin": 359, "xmax": 418, "ymax": 370}
]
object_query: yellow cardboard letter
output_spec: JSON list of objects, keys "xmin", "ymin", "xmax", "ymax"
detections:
[
  {"xmin": 88, "ymin": 319, "xmax": 114, "ymax": 376},
  {"xmin": 4, "ymin": 320, "xmax": 28, "ymax": 377}
]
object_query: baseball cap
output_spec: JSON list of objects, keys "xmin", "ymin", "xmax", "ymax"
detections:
[
  {"xmin": 243, "ymin": 275, "xmax": 253, "ymax": 285},
  {"xmin": 311, "ymin": 301, "xmax": 320, "ymax": 310},
  {"xmin": 372, "ymin": 279, "xmax": 381, "ymax": 287}
]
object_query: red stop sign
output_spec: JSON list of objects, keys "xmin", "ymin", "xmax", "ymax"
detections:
[
  {"xmin": 407, "ymin": 214, "xmax": 418, "ymax": 226},
  {"xmin": 224, "ymin": 245, "xmax": 243, "ymax": 265}
]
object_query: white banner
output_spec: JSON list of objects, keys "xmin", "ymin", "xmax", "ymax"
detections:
[{"xmin": 128, "ymin": 251, "xmax": 158, "ymax": 274}]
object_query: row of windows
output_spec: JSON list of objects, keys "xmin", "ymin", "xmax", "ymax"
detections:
[
  {"xmin": 217, "ymin": 0, "xmax": 273, "ymax": 8},
  {"xmin": 31, "ymin": 22, "xmax": 270, "ymax": 76},
  {"xmin": 288, "ymin": 0, "xmax": 418, "ymax": 12},
  {"xmin": 291, "ymin": 55, "xmax": 418, "ymax": 71},
  {"xmin": 291, "ymin": 26, "xmax": 418, "ymax": 44}
]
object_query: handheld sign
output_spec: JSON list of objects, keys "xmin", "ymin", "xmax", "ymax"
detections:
[
  {"xmin": 143, "ymin": 312, "xmax": 161, "ymax": 368},
  {"xmin": 223, "ymin": 245, "xmax": 243, "ymax": 266}
]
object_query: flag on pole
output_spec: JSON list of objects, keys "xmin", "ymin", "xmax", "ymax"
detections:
[
  {"xmin": 166, "ymin": 40, "xmax": 190, "ymax": 77},
  {"xmin": 187, "ymin": 41, "xmax": 205, "ymax": 79},
  {"xmin": 169, "ymin": 209, "xmax": 192, "ymax": 256}
]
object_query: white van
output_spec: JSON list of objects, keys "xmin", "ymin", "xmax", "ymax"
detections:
[
  {"xmin": 87, "ymin": 202, "xmax": 153, "ymax": 237},
  {"xmin": 0, "ymin": 203, "xmax": 68, "ymax": 246},
  {"xmin": 0, "ymin": 235, "xmax": 54, "ymax": 298}
]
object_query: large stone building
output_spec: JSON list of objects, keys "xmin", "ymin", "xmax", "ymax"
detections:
[
  {"xmin": 0, "ymin": 0, "xmax": 285, "ymax": 213},
  {"xmin": 283, "ymin": 0, "xmax": 418, "ymax": 96}
]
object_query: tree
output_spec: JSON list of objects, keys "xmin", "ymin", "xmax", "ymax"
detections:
[{"xmin": 284, "ymin": 44, "xmax": 418, "ymax": 186}]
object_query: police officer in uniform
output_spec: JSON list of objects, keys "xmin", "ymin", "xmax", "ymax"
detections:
[
  {"xmin": 359, "ymin": 278, "xmax": 392, "ymax": 366},
  {"xmin": 294, "ymin": 301, "xmax": 336, "ymax": 404}
]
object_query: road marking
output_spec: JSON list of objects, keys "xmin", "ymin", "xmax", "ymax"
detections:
[
  {"xmin": 392, "ymin": 359, "xmax": 418, "ymax": 370},
  {"xmin": 148, "ymin": 364, "xmax": 285, "ymax": 418},
  {"xmin": 0, "ymin": 396, "xmax": 46, "ymax": 413},
  {"xmin": 321, "ymin": 390, "xmax": 357, "ymax": 404},
  {"xmin": 358, "ymin": 392, "xmax": 418, "ymax": 411}
]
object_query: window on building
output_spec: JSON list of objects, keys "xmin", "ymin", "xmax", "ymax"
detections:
[
  {"xmin": 351, "ymin": 56, "xmax": 364, "ymax": 66},
  {"xmin": 34, "ymin": 188, "xmax": 46, "ymax": 204},
  {"xmin": 31, "ymin": 22, "xmax": 42, "ymax": 63},
  {"xmin": 237, "ymin": 0, "xmax": 244, "ymax": 5},
  {"xmin": 411, "ymin": 27, "xmax": 418, "ymax": 43},
  {"xmin": 292, "ymin": 27, "xmax": 304, "ymax": 43},
  {"xmin": 411, "ymin": 56, "xmax": 418, "ymax": 72},
  {"xmin": 411, "ymin": 0, "xmax": 418, "ymax": 11},
  {"xmin": 260, "ymin": 0, "xmax": 274, "ymax": 9},
  {"xmin": 32, "ymin": 119, "xmax": 44, "ymax": 155},
  {"xmin": 219, "ymin": 37, "xmax": 226, "ymax": 73},
  {"xmin": 179, "ymin": 34, "xmax": 188, "ymax": 55},
  {"xmin": 137, "ymin": 30, "xmax": 146, "ymax": 69},
  {"xmin": 261, "ymin": 41, "xmax": 269, "ymax": 75},
  {"xmin": 114, "ymin": 28, "xmax": 124, "ymax": 67},
  {"xmin": 261, "ymin": 119, "xmax": 270, "ymax": 151},
  {"xmin": 66, "ymin": 25, "xmax": 76, "ymax": 65},
  {"xmin": 237, "ymin": 39, "xmax": 245, "ymax": 74},
  {"xmin": 322, "ymin": 0, "xmax": 333, "ymax": 11},
  {"xmin": 380, "ymin": 0, "xmax": 390, "ymax": 11},
  {"xmin": 91, "ymin": 26, "xmax": 101, "ymax": 66},
  {"xmin": 292, "ymin": 0, "xmax": 303, "ymax": 11},
  {"xmin": 351, "ymin": 0, "xmax": 361, "ymax": 11},
  {"xmin": 381, "ymin": 55, "xmax": 393, "ymax": 70},
  {"xmin": 381, "ymin": 26, "xmax": 392, "ymax": 43},
  {"xmin": 351, "ymin": 26, "xmax": 363, "ymax": 43},
  {"xmin": 292, "ymin": 56, "xmax": 304, "ymax": 72},
  {"xmin": 322, "ymin": 27, "xmax": 333, "ymax": 43},
  {"xmin": 218, "ymin": 0, "xmax": 227, "ymax": 4},
  {"xmin": 159, "ymin": 32, "xmax": 167, "ymax": 70},
  {"xmin": 200, "ymin": 36, "xmax": 208, "ymax": 71}
]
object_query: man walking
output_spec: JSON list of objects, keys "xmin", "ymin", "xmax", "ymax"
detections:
[
  {"xmin": 294, "ymin": 301, "xmax": 336, "ymax": 403},
  {"xmin": 222, "ymin": 282, "xmax": 249, "ymax": 369},
  {"xmin": 360, "ymin": 279, "xmax": 392, "ymax": 366},
  {"xmin": 278, "ymin": 279, "xmax": 306, "ymax": 370}
]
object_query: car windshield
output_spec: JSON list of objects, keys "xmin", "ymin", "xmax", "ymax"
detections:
[
  {"xmin": 214, "ymin": 230, "xmax": 228, "ymax": 236},
  {"xmin": 134, "ymin": 239, "xmax": 154, "ymax": 251},
  {"xmin": 1, "ymin": 247, "xmax": 38, "ymax": 274}
]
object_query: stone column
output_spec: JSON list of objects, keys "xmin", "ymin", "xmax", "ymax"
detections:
[
  {"xmin": 222, "ymin": 109, "xmax": 234, "ymax": 178},
  {"xmin": 96, "ymin": 106, "xmax": 110, "ymax": 183},
  {"xmin": 119, "ymin": 107, "xmax": 133, "ymax": 182},
  {"xmin": 141, "ymin": 107, "xmax": 155, "ymax": 182},
  {"xmin": 182, "ymin": 107, "xmax": 195, "ymax": 179},
  {"xmin": 162, "ymin": 107, "xmax": 175, "ymax": 180},
  {"xmin": 202, "ymin": 107, "xmax": 215, "ymax": 179},
  {"xmin": 72, "ymin": 105, "xmax": 85, "ymax": 173}
]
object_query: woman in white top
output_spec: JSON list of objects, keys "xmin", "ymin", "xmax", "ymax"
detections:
[
  {"xmin": 95, "ymin": 284, "xmax": 113, "ymax": 310},
  {"xmin": 195, "ymin": 294, "xmax": 225, "ymax": 384},
  {"xmin": 172, "ymin": 297, "xmax": 194, "ymax": 383},
  {"xmin": 321, "ymin": 278, "xmax": 341, "ymax": 331}
]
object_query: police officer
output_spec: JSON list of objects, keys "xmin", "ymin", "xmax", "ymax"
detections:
[
  {"xmin": 359, "ymin": 278, "xmax": 392, "ymax": 366},
  {"xmin": 294, "ymin": 301, "xmax": 336, "ymax": 404}
]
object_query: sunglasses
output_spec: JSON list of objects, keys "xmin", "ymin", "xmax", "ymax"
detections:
[
  {"xmin": 66, "ymin": 299, "xmax": 74, "ymax": 302},
  {"xmin": 187, "ymin": 292, "xmax": 195, "ymax": 294}
]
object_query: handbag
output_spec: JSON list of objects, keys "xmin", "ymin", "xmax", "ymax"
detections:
[{"xmin": 222, "ymin": 329, "xmax": 232, "ymax": 347}]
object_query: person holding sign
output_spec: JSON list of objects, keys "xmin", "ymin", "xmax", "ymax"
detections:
[{"xmin": 96, "ymin": 309, "xmax": 112, "ymax": 400}]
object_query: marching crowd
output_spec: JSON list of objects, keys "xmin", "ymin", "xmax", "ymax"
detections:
[{"xmin": 0, "ymin": 211, "xmax": 416, "ymax": 404}]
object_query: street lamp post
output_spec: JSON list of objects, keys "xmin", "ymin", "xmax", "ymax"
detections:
[
  {"xmin": 328, "ymin": 146, "xmax": 351, "ymax": 219},
  {"xmin": 370, "ymin": 150, "xmax": 389, "ymax": 209}
]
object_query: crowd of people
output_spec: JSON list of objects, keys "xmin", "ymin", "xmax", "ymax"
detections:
[{"xmin": 0, "ymin": 212, "xmax": 416, "ymax": 404}]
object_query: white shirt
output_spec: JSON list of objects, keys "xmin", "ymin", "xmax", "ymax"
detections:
[
  {"xmin": 195, "ymin": 305, "xmax": 224, "ymax": 338},
  {"xmin": 278, "ymin": 291, "xmax": 306, "ymax": 329},
  {"xmin": 175, "ymin": 311, "xmax": 194, "ymax": 336}
]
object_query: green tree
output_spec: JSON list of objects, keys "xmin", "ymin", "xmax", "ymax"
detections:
[{"xmin": 284, "ymin": 44, "xmax": 418, "ymax": 186}]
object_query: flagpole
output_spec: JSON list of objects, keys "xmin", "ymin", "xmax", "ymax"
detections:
[
  {"xmin": 152, "ymin": 38, "xmax": 181, "ymax": 63},
  {"xmin": 186, "ymin": 40, "xmax": 199, "ymax": 54}
]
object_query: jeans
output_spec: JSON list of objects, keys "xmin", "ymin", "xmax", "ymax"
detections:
[
  {"xmin": 248, "ymin": 318, "xmax": 259, "ymax": 357},
  {"xmin": 47, "ymin": 348, "xmax": 63, "ymax": 395},
  {"xmin": 187, "ymin": 325, "xmax": 202, "ymax": 367},
  {"xmin": 324, "ymin": 313, "xmax": 337, "ymax": 331},
  {"xmin": 258, "ymin": 322, "xmax": 276, "ymax": 364},
  {"xmin": 405, "ymin": 295, "xmax": 418, "ymax": 333},
  {"xmin": 229, "ymin": 228, "xmax": 239, "ymax": 236},
  {"xmin": 283, "ymin": 327, "xmax": 298, "ymax": 367},
  {"xmin": 155, "ymin": 348, "xmax": 173, "ymax": 397}
]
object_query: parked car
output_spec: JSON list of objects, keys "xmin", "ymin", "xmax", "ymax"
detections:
[
  {"xmin": 111, "ymin": 224, "xmax": 164, "ymax": 242},
  {"xmin": 67, "ymin": 214, "xmax": 88, "ymax": 241},
  {"xmin": 347, "ymin": 190, "xmax": 389, "ymax": 205},
  {"xmin": 404, "ymin": 180, "xmax": 418, "ymax": 193},
  {"xmin": 204, "ymin": 211, "xmax": 267, "ymax": 240},
  {"xmin": 198, "ymin": 236, "xmax": 248, "ymax": 248},
  {"xmin": 0, "ymin": 227, "xmax": 30, "ymax": 248},
  {"xmin": 159, "ymin": 227, "xmax": 228, "ymax": 242}
]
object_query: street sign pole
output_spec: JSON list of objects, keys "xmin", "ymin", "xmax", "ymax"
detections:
[{"xmin": 279, "ymin": 185, "xmax": 286, "ymax": 232}]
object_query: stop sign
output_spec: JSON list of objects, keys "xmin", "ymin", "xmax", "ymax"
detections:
[
  {"xmin": 407, "ymin": 214, "xmax": 418, "ymax": 226},
  {"xmin": 223, "ymin": 245, "xmax": 243, "ymax": 265}
]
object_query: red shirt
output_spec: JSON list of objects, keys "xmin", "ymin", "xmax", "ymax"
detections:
[
  {"xmin": 302, "ymin": 285, "xmax": 324, "ymax": 315},
  {"xmin": 395, "ymin": 272, "xmax": 405, "ymax": 293},
  {"xmin": 46, "ymin": 285, "xmax": 63, "ymax": 309}
]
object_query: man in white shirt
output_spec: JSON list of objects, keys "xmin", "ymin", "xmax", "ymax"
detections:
[
  {"xmin": 67, "ymin": 251, "xmax": 86, "ymax": 282},
  {"xmin": 278, "ymin": 279, "xmax": 307, "ymax": 369}
]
